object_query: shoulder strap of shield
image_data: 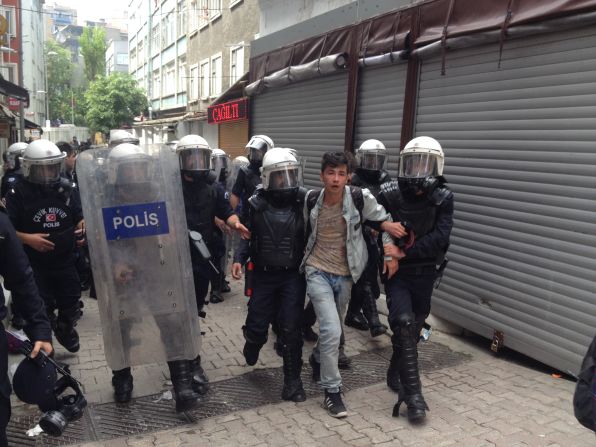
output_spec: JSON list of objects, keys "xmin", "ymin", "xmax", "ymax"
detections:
[
  {"xmin": 296, "ymin": 187, "xmax": 307, "ymax": 205},
  {"xmin": 429, "ymin": 176, "xmax": 453, "ymax": 206}
]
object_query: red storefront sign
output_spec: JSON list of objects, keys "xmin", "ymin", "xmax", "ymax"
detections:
[{"xmin": 208, "ymin": 98, "xmax": 248, "ymax": 124}]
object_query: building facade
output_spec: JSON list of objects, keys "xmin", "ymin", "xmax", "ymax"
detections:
[
  {"xmin": 22, "ymin": 0, "xmax": 46, "ymax": 127},
  {"xmin": 106, "ymin": 38, "xmax": 129, "ymax": 75},
  {"xmin": 128, "ymin": 0, "xmax": 188, "ymax": 144},
  {"xmin": 42, "ymin": 2, "xmax": 77, "ymax": 40}
]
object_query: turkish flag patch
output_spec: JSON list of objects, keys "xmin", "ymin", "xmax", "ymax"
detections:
[{"xmin": 46, "ymin": 213, "xmax": 56, "ymax": 222}]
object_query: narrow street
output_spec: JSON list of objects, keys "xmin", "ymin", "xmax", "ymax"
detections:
[{"xmin": 6, "ymin": 278, "xmax": 593, "ymax": 446}]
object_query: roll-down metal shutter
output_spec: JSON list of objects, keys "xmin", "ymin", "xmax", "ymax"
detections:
[
  {"xmin": 251, "ymin": 73, "xmax": 349, "ymax": 188},
  {"xmin": 354, "ymin": 64, "xmax": 407, "ymax": 175},
  {"xmin": 219, "ymin": 120, "xmax": 249, "ymax": 159},
  {"xmin": 415, "ymin": 26, "xmax": 596, "ymax": 374}
]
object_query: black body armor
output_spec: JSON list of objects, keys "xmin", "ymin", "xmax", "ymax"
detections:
[
  {"xmin": 182, "ymin": 179, "xmax": 216, "ymax": 248},
  {"xmin": 248, "ymin": 189, "xmax": 305, "ymax": 269},
  {"xmin": 351, "ymin": 169, "xmax": 391, "ymax": 199}
]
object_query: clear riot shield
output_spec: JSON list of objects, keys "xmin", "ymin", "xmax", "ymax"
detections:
[{"xmin": 77, "ymin": 145, "xmax": 201, "ymax": 371}]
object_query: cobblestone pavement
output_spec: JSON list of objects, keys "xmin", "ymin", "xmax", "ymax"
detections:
[{"xmin": 9, "ymin": 277, "xmax": 595, "ymax": 446}]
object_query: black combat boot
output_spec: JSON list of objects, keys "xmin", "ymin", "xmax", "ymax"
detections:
[
  {"xmin": 53, "ymin": 305, "xmax": 82, "ymax": 353},
  {"xmin": 281, "ymin": 344, "xmax": 306, "ymax": 402},
  {"xmin": 309, "ymin": 353, "xmax": 320, "ymax": 383},
  {"xmin": 386, "ymin": 337, "xmax": 403, "ymax": 394},
  {"xmin": 361, "ymin": 287, "xmax": 387, "ymax": 337},
  {"xmin": 344, "ymin": 291, "xmax": 368, "ymax": 331},
  {"xmin": 190, "ymin": 355, "xmax": 209, "ymax": 395},
  {"xmin": 209, "ymin": 276, "xmax": 224, "ymax": 303},
  {"xmin": 167, "ymin": 360, "xmax": 200, "ymax": 412},
  {"xmin": 338, "ymin": 332, "xmax": 351, "ymax": 369},
  {"xmin": 112, "ymin": 368, "xmax": 133, "ymax": 403},
  {"xmin": 392, "ymin": 313, "xmax": 429, "ymax": 422},
  {"xmin": 242, "ymin": 327, "xmax": 264, "ymax": 366}
]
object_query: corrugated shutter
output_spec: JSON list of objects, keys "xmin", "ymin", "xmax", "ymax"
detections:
[
  {"xmin": 354, "ymin": 64, "xmax": 407, "ymax": 176},
  {"xmin": 415, "ymin": 26, "xmax": 596, "ymax": 374},
  {"xmin": 218, "ymin": 120, "xmax": 249, "ymax": 159},
  {"xmin": 251, "ymin": 73, "xmax": 349, "ymax": 188}
]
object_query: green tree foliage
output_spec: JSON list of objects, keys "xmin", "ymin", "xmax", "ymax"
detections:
[
  {"xmin": 80, "ymin": 27, "xmax": 108, "ymax": 82},
  {"xmin": 84, "ymin": 73, "xmax": 147, "ymax": 134},
  {"xmin": 46, "ymin": 40, "xmax": 74, "ymax": 123}
]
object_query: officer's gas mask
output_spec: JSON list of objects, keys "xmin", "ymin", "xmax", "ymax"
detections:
[{"xmin": 179, "ymin": 147, "xmax": 212, "ymax": 182}]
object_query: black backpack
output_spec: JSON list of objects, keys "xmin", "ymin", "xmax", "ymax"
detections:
[
  {"xmin": 305, "ymin": 186, "xmax": 364, "ymax": 238},
  {"xmin": 573, "ymin": 334, "xmax": 596, "ymax": 432}
]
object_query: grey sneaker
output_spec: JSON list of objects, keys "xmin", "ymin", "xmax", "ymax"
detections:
[{"xmin": 323, "ymin": 390, "xmax": 347, "ymax": 418}]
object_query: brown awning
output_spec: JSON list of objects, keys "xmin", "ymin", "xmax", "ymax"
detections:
[
  {"xmin": 249, "ymin": 0, "xmax": 596, "ymax": 83},
  {"xmin": 0, "ymin": 78, "xmax": 29, "ymax": 105}
]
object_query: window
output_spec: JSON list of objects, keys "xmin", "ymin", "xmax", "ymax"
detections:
[
  {"xmin": 162, "ymin": 11, "xmax": 175, "ymax": 47},
  {"xmin": 189, "ymin": 65, "xmax": 199, "ymax": 100},
  {"xmin": 209, "ymin": 0, "xmax": 222, "ymax": 21},
  {"xmin": 116, "ymin": 53, "xmax": 129, "ymax": 65},
  {"xmin": 189, "ymin": 0, "xmax": 198, "ymax": 31},
  {"xmin": 130, "ymin": 46, "xmax": 137, "ymax": 68},
  {"xmin": 153, "ymin": 70, "xmax": 161, "ymax": 98},
  {"xmin": 177, "ymin": 0, "xmax": 187, "ymax": 36},
  {"xmin": 0, "ymin": 7, "xmax": 16, "ymax": 36},
  {"xmin": 178, "ymin": 57, "xmax": 186, "ymax": 93},
  {"xmin": 198, "ymin": 0, "xmax": 209, "ymax": 29},
  {"xmin": 137, "ymin": 39, "xmax": 144, "ymax": 61},
  {"xmin": 2, "ymin": 63, "xmax": 16, "ymax": 83},
  {"xmin": 230, "ymin": 44, "xmax": 244, "ymax": 84},
  {"xmin": 152, "ymin": 24, "xmax": 160, "ymax": 53},
  {"xmin": 199, "ymin": 59, "xmax": 209, "ymax": 99},
  {"xmin": 164, "ymin": 63, "xmax": 175, "ymax": 96},
  {"xmin": 210, "ymin": 54, "xmax": 222, "ymax": 97}
]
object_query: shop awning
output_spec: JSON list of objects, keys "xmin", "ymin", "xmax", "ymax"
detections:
[
  {"xmin": 0, "ymin": 103, "xmax": 16, "ymax": 120},
  {"xmin": 0, "ymin": 78, "xmax": 29, "ymax": 105},
  {"xmin": 24, "ymin": 118, "xmax": 41, "ymax": 129}
]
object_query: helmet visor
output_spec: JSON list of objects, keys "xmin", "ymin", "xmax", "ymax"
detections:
[
  {"xmin": 248, "ymin": 147, "xmax": 265, "ymax": 163},
  {"xmin": 179, "ymin": 148, "xmax": 211, "ymax": 171},
  {"xmin": 360, "ymin": 152, "xmax": 386, "ymax": 171},
  {"xmin": 264, "ymin": 166, "xmax": 302, "ymax": 190},
  {"xmin": 117, "ymin": 160, "xmax": 152, "ymax": 184},
  {"xmin": 212, "ymin": 155, "xmax": 229, "ymax": 176},
  {"xmin": 398, "ymin": 152, "xmax": 439, "ymax": 178},
  {"xmin": 5, "ymin": 153, "xmax": 16, "ymax": 169},
  {"xmin": 246, "ymin": 137, "xmax": 269, "ymax": 153},
  {"xmin": 29, "ymin": 162, "xmax": 63, "ymax": 184}
]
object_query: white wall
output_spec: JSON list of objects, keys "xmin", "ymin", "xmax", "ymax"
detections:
[{"xmin": 41, "ymin": 126, "xmax": 91, "ymax": 143}]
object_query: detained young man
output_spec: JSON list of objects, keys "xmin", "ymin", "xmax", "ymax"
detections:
[{"xmin": 301, "ymin": 152, "xmax": 406, "ymax": 418}]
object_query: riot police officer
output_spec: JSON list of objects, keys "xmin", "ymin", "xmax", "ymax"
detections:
[
  {"xmin": 1, "ymin": 142, "xmax": 27, "ymax": 200},
  {"xmin": 378, "ymin": 136, "xmax": 454, "ymax": 422},
  {"xmin": 230, "ymin": 135, "xmax": 274, "ymax": 219},
  {"xmin": 108, "ymin": 129, "xmax": 139, "ymax": 148},
  {"xmin": 210, "ymin": 148, "xmax": 232, "ymax": 302},
  {"xmin": 231, "ymin": 148, "xmax": 307, "ymax": 402},
  {"xmin": 5, "ymin": 140, "xmax": 84, "ymax": 353},
  {"xmin": 176, "ymin": 135, "xmax": 249, "ymax": 393},
  {"xmin": 345, "ymin": 139, "xmax": 391, "ymax": 337},
  {"xmin": 0, "ymin": 205, "xmax": 53, "ymax": 446}
]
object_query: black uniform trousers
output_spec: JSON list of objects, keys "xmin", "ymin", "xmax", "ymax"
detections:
[
  {"xmin": 32, "ymin": 261, "xmax": 81, "ymax": 319},
  {"xmin": 385, "ymin": 270, "xmax": 437, "ymax": 328},
  {"xmin": 244, "ymin": 270, "xmax": 306, "ymax": 349}
]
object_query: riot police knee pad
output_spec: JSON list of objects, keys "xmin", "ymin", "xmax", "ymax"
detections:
[{"xmin": 394, "ymin": 313, "xmax": 417, "ymax": 337}]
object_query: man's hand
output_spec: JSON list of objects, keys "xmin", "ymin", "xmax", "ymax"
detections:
[
  {"xmin": 25, "ymin": 233, "xmax": 55, "ymax": 253},
  {"xmin": 75, "ymin": 220, "xmax": 86, "ymax": 246},
  {"xmin": 232, "ymin": 221, "xmax": 251, "ymax": 239},
  {"xmin": 384, "ymin": 243, "xmax": 406, "ymax": 260},
  {"xmin": 381, "ymin": 221, "xmax": 408, "ymax": 239},
  {"xmin": 383, "ymin": 257, "xmax": 398, "ymax": 279},
  {"xmin": 215, "ymin": 217, "xmax": 232, "ymax": 235},
  {"xmin": 231, "ymin": 262, "xmax": 243, "ymax": 280},
  {"xmin": 114, "ymin": 263, "xmax": 134, "ymax": 284},
  {"xmin": 30, "ymin": 340, "xmax": 53, "ymax": 358}
]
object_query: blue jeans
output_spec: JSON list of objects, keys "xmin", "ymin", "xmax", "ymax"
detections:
[{"xmin": 305, "ymin": 266, "xmax": 353, "ymax": 393}]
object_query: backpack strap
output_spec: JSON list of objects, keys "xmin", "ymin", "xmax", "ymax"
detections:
[
  {"xmin": 305, "ymin": 189, "xmax": 322, "ymax": 239},
  {"xmin": 349, "ymin": 185, "xmax": 364, "ymax": 223}
]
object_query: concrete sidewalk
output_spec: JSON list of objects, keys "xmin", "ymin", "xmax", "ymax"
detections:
[{"xmin": 8, "ymin": 277, "xmax": 595, "ymax": 446}]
